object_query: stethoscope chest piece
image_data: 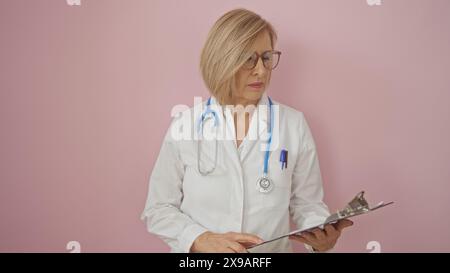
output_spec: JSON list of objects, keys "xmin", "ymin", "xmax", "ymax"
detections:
[{"xmin": 256, "ymin": 176, "xmax": 274, "ymax": 193}]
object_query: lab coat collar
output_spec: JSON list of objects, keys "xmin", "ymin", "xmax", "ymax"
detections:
[
  {"xmin": 208, "ymin": 92, "xmax": 269, "ymax": 116},
  {"xmin": 208, "ymin": 91, "xmax": 268, "ymax": 103},
  {"xmin": 208, "ymin": 92, "xmax": 271, "ymax": 162},
  {"xmin": 207, "ymin": 92, "xmax": 270, "ymax": 135}
]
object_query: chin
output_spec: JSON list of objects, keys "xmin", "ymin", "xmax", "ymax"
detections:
[{"xmin": 244, "ymin": 89, "xmax": 264, "ymax": 99}]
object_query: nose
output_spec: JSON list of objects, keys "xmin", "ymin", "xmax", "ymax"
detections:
[{"xmin": 252, "ymin": 57, "xmax": 267, "ymax": 77}]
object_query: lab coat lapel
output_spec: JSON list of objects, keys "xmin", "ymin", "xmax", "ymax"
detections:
[
  {"xmin": 239, "ymin": 93, "xmax": 269, "ymax": 162},
  {"xmin": 209, "ymin": 96, "xmax": 243, "ymax": 173}
]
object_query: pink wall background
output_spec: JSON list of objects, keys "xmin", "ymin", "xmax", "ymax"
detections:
[{"xmin": 1, "ymin": 0, "xmax": 449, "ymax": 252}]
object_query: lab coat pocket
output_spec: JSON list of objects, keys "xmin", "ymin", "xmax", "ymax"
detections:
[
  {"xmin": 260, "ymin": 184, "xmax": 291, "ymax": 209},
  {"xmin": 259, "ymin": 156, "xmax": 292, "ymax": 209}
]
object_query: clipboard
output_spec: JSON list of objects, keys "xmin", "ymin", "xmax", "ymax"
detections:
[{"xmin": 247, "ymin": 191, "xmax": 394, "ymax": 249}]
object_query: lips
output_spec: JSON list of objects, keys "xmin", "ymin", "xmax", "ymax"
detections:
[{"xmin": 248, "ymin": 82, "xmax": 263, "ymax": 87}]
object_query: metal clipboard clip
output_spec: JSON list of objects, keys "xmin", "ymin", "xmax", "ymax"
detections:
[
  {"xmin": 339, "ymin": 190, "xmax": 371, "ymax": 217},
  {"xmin": 247, "ymin": 191, "xmax": 394, "ymax": 250},
  {"xmin": 324, "ymin": 191, "xmax": 394, "ymax": 224}
]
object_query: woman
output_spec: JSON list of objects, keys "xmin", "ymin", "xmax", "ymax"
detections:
[{"xmin": 141, "ymin": 8, "xmax": 352, "ymax": 253}]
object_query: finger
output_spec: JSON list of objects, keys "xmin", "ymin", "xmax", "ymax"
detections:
[
  {"xmin": 234, "ymin": 233, "xmax": 264, "ymax": 244},
  {"xmin": 240, "ymin": 241, "xmax": 260, "ymax": 248},
  {"xmin": 300, "ymin": 231, "xmax": 317, "ymax": 243},
  {"xmin": 324, "ymin": 224, "xmax": 340, "ymax": 239},
  {"xmin": 292, "ymin": 234, "xmax": 319, "ymax": 250},
  {"xmin": 289, "ymin": 235, "xmax": 308, "ymax": 244},
  {"xmin": 227, "ymin": 241, "xmax": 248, "ymax": 253},
  {"xmin": 311, "ymin": 228, "xmax": 326, "ymax": 241},
  {"xmin": 227, "ymin": 232, "xmax": 263, "ymax": 244},
  {"xmin": 222, "ymin": 247, "xmax": 235, "ymax": 253},
  {"xmin": 334, "ymin": 219, "xmax": 354, "ymax": 232}
]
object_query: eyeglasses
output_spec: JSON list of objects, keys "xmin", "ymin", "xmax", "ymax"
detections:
[{"xmin": 242, "ymin": 50, "xmax": 282, "ymax": 70}]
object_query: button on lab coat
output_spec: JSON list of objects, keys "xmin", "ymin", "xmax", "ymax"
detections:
[{"xmin": 141, "ymin": 93, "xmax": 330, "ymax": 252}]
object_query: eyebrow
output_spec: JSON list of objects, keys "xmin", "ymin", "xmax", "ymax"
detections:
[{"xmin": 247, "ymin": 49, "xmax": 273, "ymax": 55}]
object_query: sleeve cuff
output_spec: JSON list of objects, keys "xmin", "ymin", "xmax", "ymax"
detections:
[{"xmin": 179, "ymin": 224, "xmax": 209, "ymax": 253}]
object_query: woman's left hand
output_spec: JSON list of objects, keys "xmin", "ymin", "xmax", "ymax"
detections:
[{"xmin": 289, "ymin": 219, "xmax": 353, "ymax": 252}]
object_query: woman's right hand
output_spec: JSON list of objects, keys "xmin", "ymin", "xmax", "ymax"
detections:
[{"xmin": 190, "ymin": 231, "xmax": 264, "ymax": 253}]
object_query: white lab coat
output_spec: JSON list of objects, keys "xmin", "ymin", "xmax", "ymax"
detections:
[{"xmin": 141, "ymin": 92, "xmax": 330, "ymax": 253}]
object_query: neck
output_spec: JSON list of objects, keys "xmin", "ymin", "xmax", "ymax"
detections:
[{"xmin": 229, "ymin": 97, "xmax": 260, "ymax": 108}]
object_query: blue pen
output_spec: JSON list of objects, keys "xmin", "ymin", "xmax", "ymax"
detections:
[{"xmin": 280, "ymin": 149, "xmax": 288, "ymax": 170}]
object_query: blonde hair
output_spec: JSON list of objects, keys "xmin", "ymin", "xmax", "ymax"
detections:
[{"xmin": 199, "ymin": 8, "xmax": 278, "ymax": 105}]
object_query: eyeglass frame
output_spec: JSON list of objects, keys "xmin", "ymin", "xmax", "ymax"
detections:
[{"xmin": 242, "ymin": 50, "xmax": 282, "ymax": 70}]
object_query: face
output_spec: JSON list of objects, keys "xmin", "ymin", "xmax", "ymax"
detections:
[{"xmin": 233, "ymin": 30, "xmax": 274, "ymax": 105}]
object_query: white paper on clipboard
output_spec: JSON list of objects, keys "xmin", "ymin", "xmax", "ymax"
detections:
[{"xmin": 247, "ymin": 191, "xmax": 394, "ymax": 249}]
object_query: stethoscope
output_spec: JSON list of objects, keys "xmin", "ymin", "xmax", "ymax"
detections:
[{"xmin": 197, "ymin": 97, "xmax": 275, "ymax": 194}]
